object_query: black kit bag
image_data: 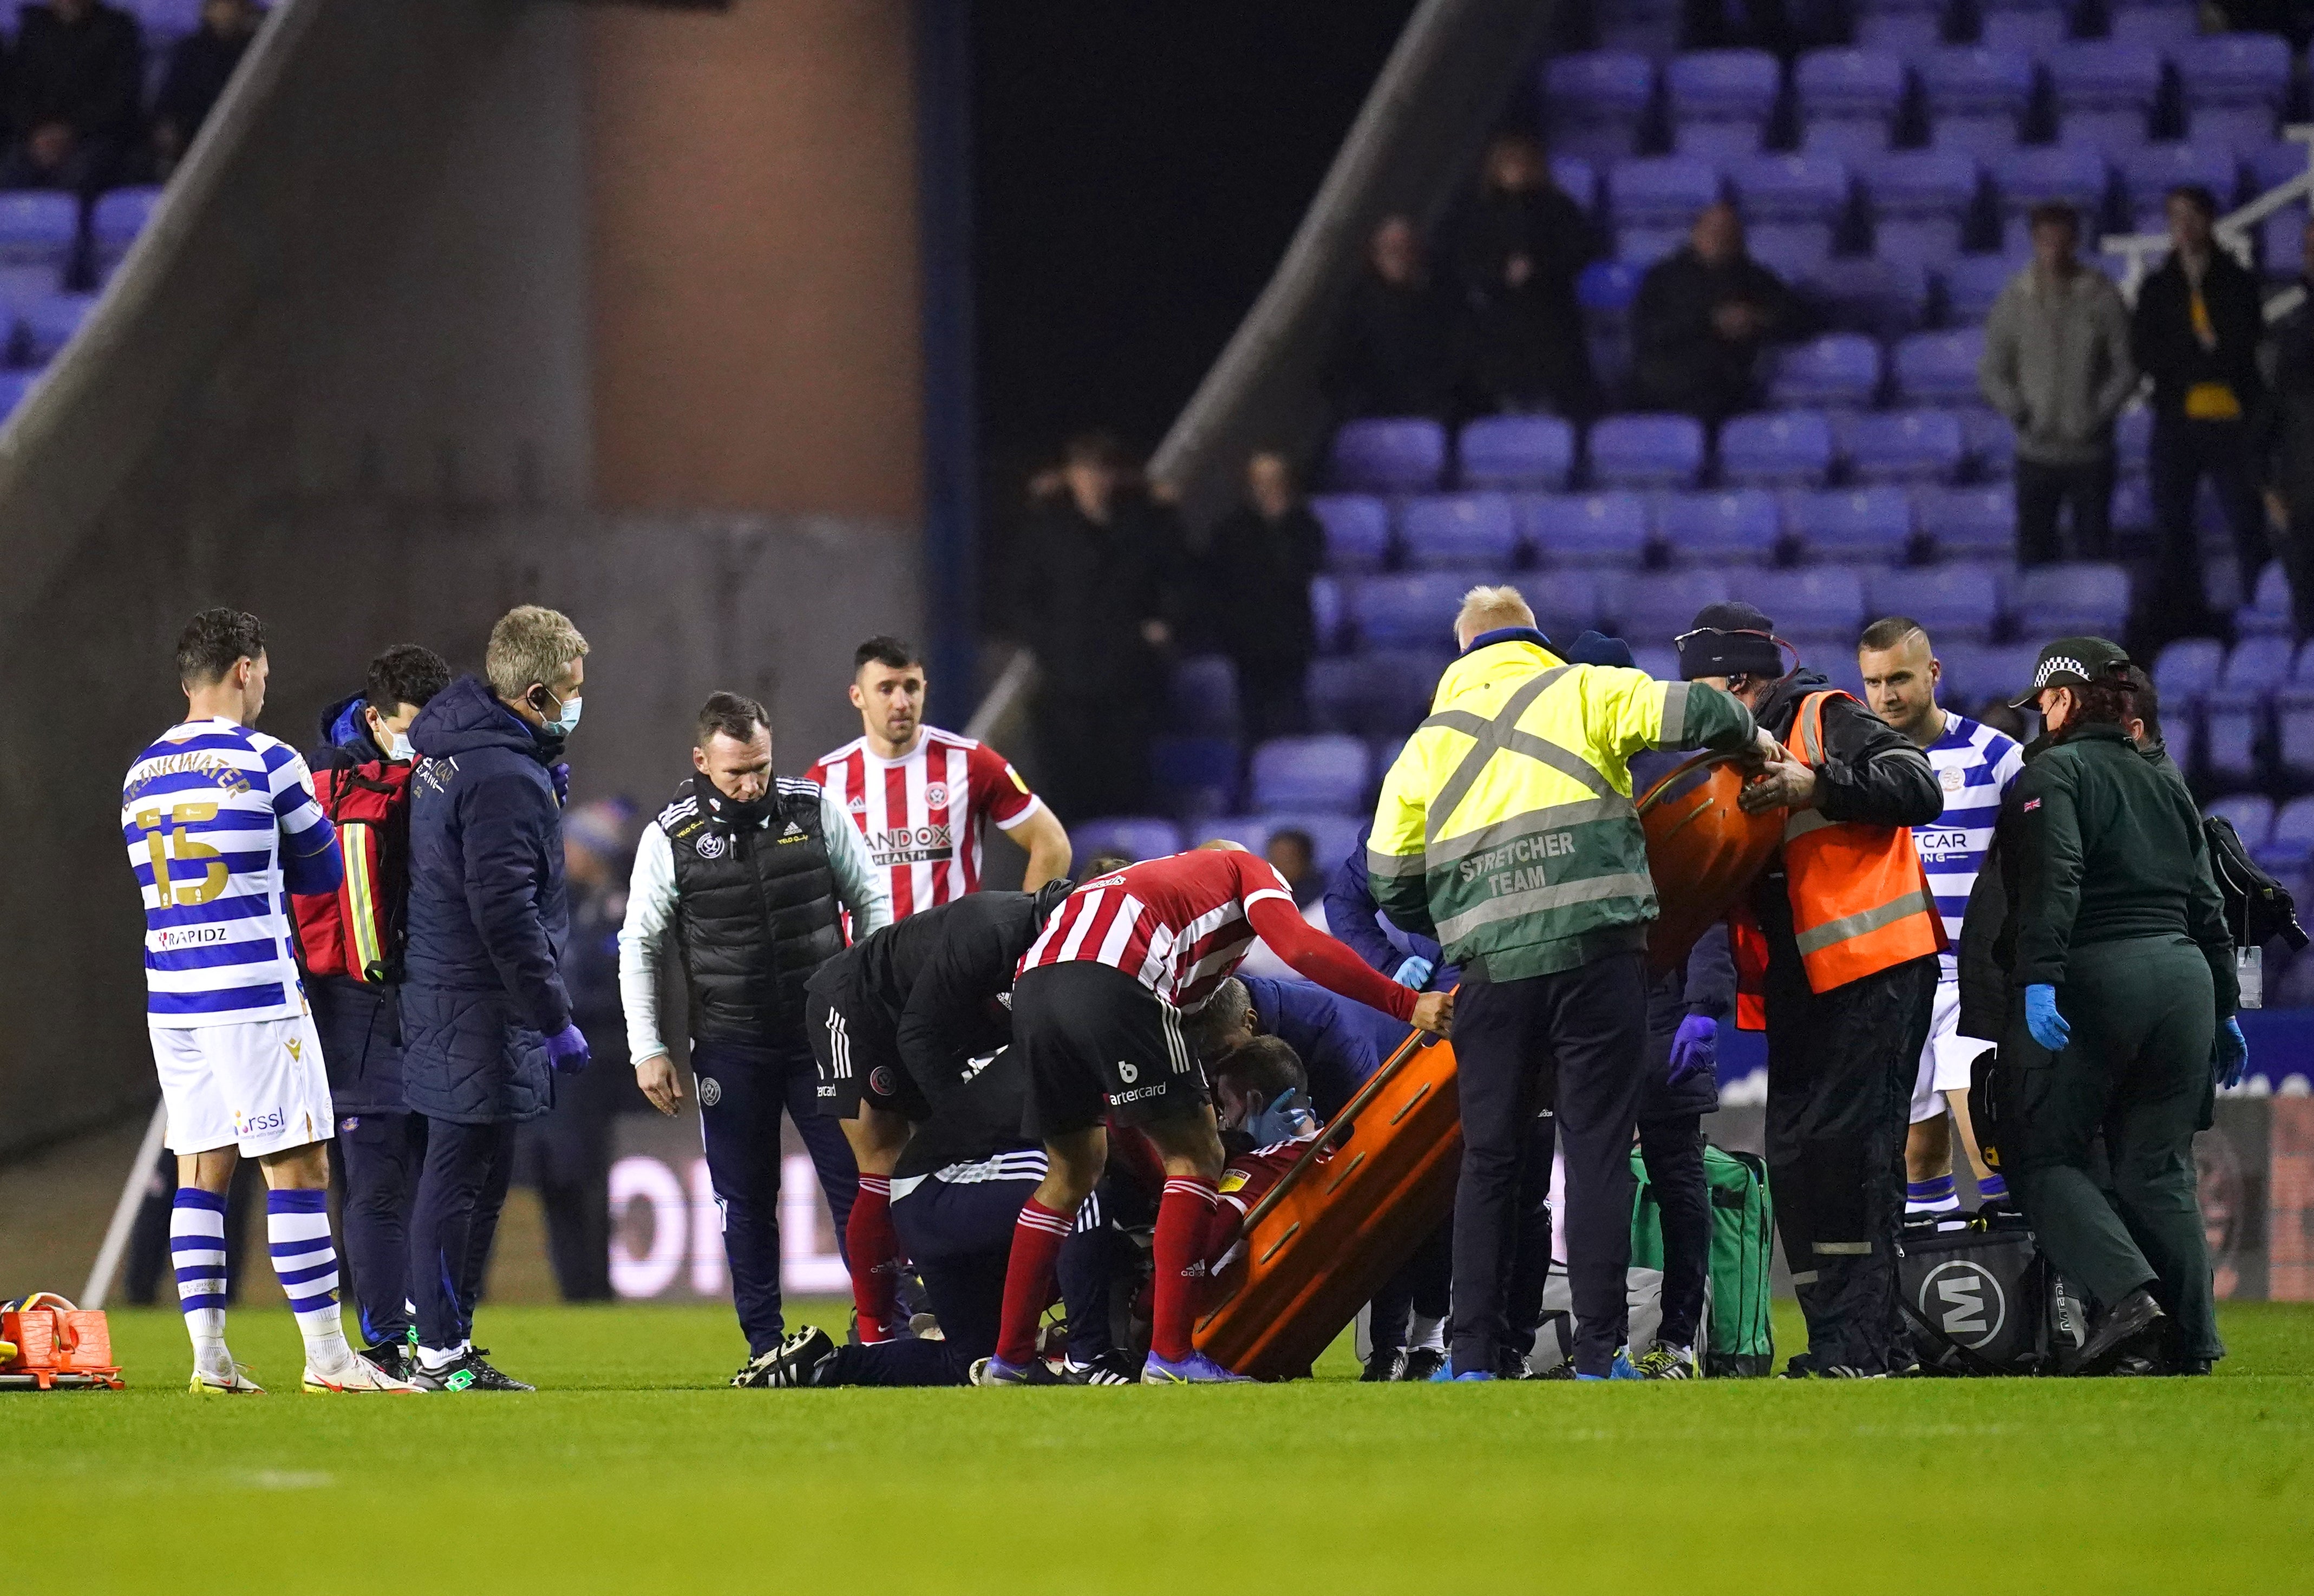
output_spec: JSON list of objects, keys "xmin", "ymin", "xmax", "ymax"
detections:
[
  {"xmin": 1898, "ymin": 1215, "xmax": 2088, "ymax": 1376},
  {"xmin": 2203, "ymin": 814, "xmax": 2309, "ymax": 953}
]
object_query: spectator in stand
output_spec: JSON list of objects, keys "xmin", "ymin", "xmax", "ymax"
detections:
[
  {"xmin": 1265, "ymin": 827, "xmax": 1320, "ymax": 908},
  {"xmin": 2133, "ymin": 185, "xmax": 2269, "ymax": 641},
  {"xmin": 1449, "ymin": 130, "xmax": 1603, "ymax": 420},
  {"xmin": 1979, "ymin": 203, "xmax": 2136, "ymax": 567},
  {"xmin": 1324, "ymin": 214, "xmax": 1457, "ymax": 421},
  {"xmin": 2261, "ymin": 214, "xmax": 2314, "ymax": 636},
  {"xmin": 1009, "ymin": 432, "xmax": 1175, "ymax": 822},
  {"xmin": 1207, "ymin": 449, "xmax": 1323, "ymax": 745},
  {"xmin": 1, "ymin": 0, "xmax": 144, "ymax": 194},
  {"xmin": 152, "ymin": 0, "xmax": 260, "ymax": 180},
  {"xmin": 1630, "ymin": 201, "xmax": 1797, "ymax": 426}
]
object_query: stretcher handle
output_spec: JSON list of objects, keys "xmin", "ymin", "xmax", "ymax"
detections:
[
  {"xmin": 1635, "ymin": 749, "xmax": 1742, "ymax": 817},
  {"xmin": 1228, "ymin": 1000, "xmax": 1448, "ymax": 1241}
]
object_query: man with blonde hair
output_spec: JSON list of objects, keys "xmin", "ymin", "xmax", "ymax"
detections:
[
  {"xmin": 398, "ymin": 604, "xmax": 593, "ymax": 1391},
  {"xmin": 1370, "ymin": 583, "xmax": 1771, "ymax": 1379}
]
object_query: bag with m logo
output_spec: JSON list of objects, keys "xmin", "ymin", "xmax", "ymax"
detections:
[
  {"xmin": 290, "ymin": 759, "xmax": 415, "ymax": 984},
  {"xmin": 1897, "ymin": 1215, "xmax": 2088, "ymax": 1376}
]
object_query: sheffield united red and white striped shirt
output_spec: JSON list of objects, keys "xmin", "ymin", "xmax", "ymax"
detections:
[
  {"xmin": 1018, "ymin": 848, "xmax": 1298, "ymax": 1011},
  {"xmin": 806, "ymin": 726, "xmax": 1042, "ymax": 919}
]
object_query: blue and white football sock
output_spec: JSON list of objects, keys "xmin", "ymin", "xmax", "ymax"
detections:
[
  {"xmin": 171, "ymin": 1187, "xmax": 231, "ymax": 1378},
  {"xmin": 1976, "ymin": 1172, "xmax": 2009, "ymax": 1204},
  {"xmin": 267, "ymin": 1189, "xmax": 354, "ymax": 1373},
  {"xmin": 1906, "ymin": 1174, "xmax": 1959, "ymax": 1214}
]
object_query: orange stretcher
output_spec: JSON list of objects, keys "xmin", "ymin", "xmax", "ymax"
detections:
[
  {"xmin": 1192, "ymin": 753, "xmax": 1782, "ymax": 1379},
  {"xmin": 1, "ymin": 1293, "xmax": 124, "ymax": 1390}
]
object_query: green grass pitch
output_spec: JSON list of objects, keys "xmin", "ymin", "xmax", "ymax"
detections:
[{"xmin": 11, "ymin": 1301, "xmax": 2313, "ymax": 1592}]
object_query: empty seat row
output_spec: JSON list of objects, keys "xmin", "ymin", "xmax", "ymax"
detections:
[
  {"xmin": 1300, "ymin": 560, "xmax": 2128, "ymax": 652},
  {"xmin": 1073, "ymin": 808, "xmax": 1376, "ymax": 868},
  {"xmin": 0, "ymin": 188, "xmax": 161, "ymax": 298},
  {"xmin": 2206, "ymin": 793, "xmax": 2314, "ymax": 868},
  {"xmin": 1542, "ymin": 34, "xmax": 2292, "ymax": 162},
  {"xmin": 2153, "ymin": 636, "xmax": 2314, "ymax": 703},
  {"xmin": 0, "ymin": 293, "xmax": 96, "ymax": 371}
]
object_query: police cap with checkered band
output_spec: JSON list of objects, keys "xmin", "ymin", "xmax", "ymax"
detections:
[{"xmin": 2009, "ymin": 636, "xmax": 2133, "ymax": 709}]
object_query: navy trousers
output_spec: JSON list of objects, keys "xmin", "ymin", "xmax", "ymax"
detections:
[
  {"xmin": 337, "ymin": 1110, "xmax": 427, "ymax": 1348},
  {"xmin": 827, "ymin": 1174, "xmax": 1036, "ymax": 1386},
  {"xmin": 1450, "ymin": 951, "xmax": 1649, "ymax": 1378},
  {"xmin": 691, "ymin": 1035, "xmax": 859, "ymax": 1356},
  {"xmin": 1638, "ymin": 1112, "xmax": 1711, "ymax": 1351},
  {"xmin": 409, "ymin": 1117, "xmax": 516, "ymax": 1353}
]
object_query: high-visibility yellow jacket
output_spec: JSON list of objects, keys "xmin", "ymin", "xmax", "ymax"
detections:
[{"xmin": 1368, "ymin": 634, "xmax": 1757, "ymax": 981}]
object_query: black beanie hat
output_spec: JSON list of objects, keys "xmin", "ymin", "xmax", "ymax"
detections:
[{"xmin": 1677, "ymin": 600, "xmax": 1784, "ymax": 681}]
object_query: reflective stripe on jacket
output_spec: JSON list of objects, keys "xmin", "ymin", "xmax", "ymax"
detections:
[
  {"xmin": 1733, "ymin": 690, "xmax": 1945, "ymax": 1024},
  {"xmin": 1368, "ymin": 637, "xmax": 1756, "ymax": 982}
]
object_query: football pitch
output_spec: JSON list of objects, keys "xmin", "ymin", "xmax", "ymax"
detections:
[{"xmin": 12, "ymin": 1301, "xmax": 2313, "ymax": 1592}]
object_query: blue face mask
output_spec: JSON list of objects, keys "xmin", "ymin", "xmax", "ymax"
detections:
[{"xmin": 535, "ymin": 686, "xmax": 583, "ymax": 737}]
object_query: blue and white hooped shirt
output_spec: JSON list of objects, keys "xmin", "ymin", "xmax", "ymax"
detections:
[{"xmin": 1913, "ymin": 711, "xmax": 2024, "ymax": 983}]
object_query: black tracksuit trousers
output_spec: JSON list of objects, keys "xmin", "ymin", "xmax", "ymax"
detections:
[{"xmin": 1764, "ymin": 954, "xmax": 1939, "ymax": 1374}]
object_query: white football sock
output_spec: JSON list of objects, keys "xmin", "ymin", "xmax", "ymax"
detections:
[{"xmin": 1410, "ymin": 1312, "xmax": 1446, "ymax": 1353}]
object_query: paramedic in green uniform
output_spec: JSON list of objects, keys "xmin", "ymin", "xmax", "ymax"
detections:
[{"xmin": 2004, "ymin": 637, "xmax": 2244, "ymax": 1376}]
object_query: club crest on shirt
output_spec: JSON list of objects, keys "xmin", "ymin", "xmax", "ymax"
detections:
[
  {"xmin": 1941, "ymin": 766, "xmax": 1965, "ymax": 792},
  {"xmin": 694, "ymin": 831, "xmax": 729, "ymax": 860},
  {"xmin": 922, "ymin": 782, "xmax": 950, "ymax": 809}
]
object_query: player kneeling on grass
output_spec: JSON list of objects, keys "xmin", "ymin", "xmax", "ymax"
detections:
[
  {"xmin": 977, "ymin": 842, "xmax": 1452, "ymax": 1386},
  {"xmin": 743, "ymin": 1047, "xmax": 1112, "ymax": 1388},
  {"xmin": 127, "ymin": 608, "xmax": 419, "ymax": 1395}
]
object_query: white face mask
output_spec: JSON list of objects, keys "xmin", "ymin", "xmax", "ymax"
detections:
[{"xmin": 385, "ymin": 729, "xmax": 415, "ymax": 761}]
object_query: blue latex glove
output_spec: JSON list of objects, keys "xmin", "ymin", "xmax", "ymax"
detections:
[
  {"xmin": 2024, "ymin": 984, "xmax": 2070, "ymax": 1052},
  {"xmin": 550, "ymin": 761, "xmax": 571, "ymax": 807},
  {"xmin": 1667, "ymin": 1013, "xmax": 1718, "ymax": 1085},
  {"xmin": 1392, "ymin": 955, "xmax": 1435, "ymax": 990},
  {"xmin": 2216, "ymin": 1018, "xmax": 2248, "ymax": 1090},
  {"xmin": 545, "ymin": 1022, "xmax": 592, "ymax": 1075}
]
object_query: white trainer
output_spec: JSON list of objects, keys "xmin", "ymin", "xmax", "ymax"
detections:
[
  {"xmin": 188, "ymin": 1361, "xmax": 265, "ymax": 1395},
  {"xmin": 302, "ymin": 1351, "xmax": 425, "ymax": 1394}
]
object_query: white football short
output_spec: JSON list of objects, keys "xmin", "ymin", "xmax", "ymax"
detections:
[
  {"xmin": 151, "ymin": 1013, "xmax": 335, "ymax": 1157},
  {"xmin": 1909, "ymin": 979, "xmax": 1988, "ymax": 1124}
]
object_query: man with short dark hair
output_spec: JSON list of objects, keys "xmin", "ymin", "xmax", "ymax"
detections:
[
  {"xmin": 1630, "ymin": 201, "xmax": 1798, "ymax": 424},
  {"xmin": 1979, "ymin": 202, "xmax": 2136, "ymax": 566},
  {"xmin": 2133, "ymin": 185, "xmax": 2269, "ymax": 639},
  {"xmin": 2, "ymin": 0, "xmax": 143, "ymax": 193},
  {"xmin": 620, "ymin": 691, "xmax": 891, "ymax": 1383},
  {"xmin": 1324, "ymin": 214, "xmax": 1459, "ymax": 421},
  {"xmin": 1206, "ymin": 452, "xmax": 1325, "ymax": 745},
  {"xmin": 1264, "ymin": 827, "xmax": 1319, "ymax": 907},
  {"xmin": 299, "ymin": 642, "xmax": 451, "ymax": 1375},
  {"xmin": 401, "ymin": 605, "xmax": 593, "ymax": 1392},
  {"xmin": 151, "ymin": 0, "xmax": 257, "ymax": 177}
]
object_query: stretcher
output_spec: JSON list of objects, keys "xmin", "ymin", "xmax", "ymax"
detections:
[
  {"xmin": 1192, "ymin": 753, "xmax": 1781, "ymax": 1379},
  {"xmin": 1, "ymin": 1293, "xmax": 124, "ymax": 1390}
]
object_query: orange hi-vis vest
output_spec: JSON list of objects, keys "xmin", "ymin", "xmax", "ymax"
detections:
[{"xmin": 1732, "ymin": 691, "xmax": 1946, "ymax": 1028}]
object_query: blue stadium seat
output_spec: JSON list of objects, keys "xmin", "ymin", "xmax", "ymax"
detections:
[
  {"xmin": 21, "ymin": 293, "xmax": 95, "ymax": 367},
  {"xmin": 2208, "ymin": 793, "xmax": 2277, "ymax": 846},
  {"xmin": 1655, "ymin": 488, "xmax": 1783, "ymax": 565},
  {"xmin": 1252, "ymin": 813, "xmax": 1368, "ymax": 878},
  {"xmin": 1617, "ymin": 227, "xmax": 1690, "ymax": 270},
  {"xmin": 1976, "ymin": 0, "xmax": 2070, "ymax": 52},
  {"xmin": 1731, "ymin": 153, "xmax": 1851, "ymax": 226},
  {"xmin": 1552, "ymin": 155, "xmax": 1600, "ymax": 217},
  {"xmin": 1309, "ymin": 494, "xmax": 1391, "ymax": 572},
  {"xmin": 1528, "ymin": 568, "xmax": 1607, "ymax": 643},
  {"xmin": 1668, "ymin": 49, "xmax": 1782, "ymax": 160},
  {"xmin": 1328, "ymin": 420, "xmax": 1446, "ymax": 493},
  {"xmin": 1359, "ymin": 648, "xmax": 1453, "ymax": 736},
  {"xmin": 1307, "ymin": 656, "xmax": 1371, "ymax": 735},
  {"xmin": 1249, "ymin": 735, "xmax": 1373, "ymax": 814},
  {"xmin": 2276, "ymin": 690, "xmax": 2314, "ymax": 788},
  {"xmin": 1578, "ymin": 259, "xmax": 1645, "ymax": 316},
  {"xmin": 1883, "ymin": 561, "xmax": 2005, "ymax": 643},
  {"xmin": 0, "ymin": 369, "xmax": 34, "ymax": 423},
  {"xmin": 2120, "ymin": 143, "xmax": 2243, "ymax": 236},
  {"xmin": 1309, "ymin": 574, "xmax": 1346, "ymax": 652},
  {"xmin": 1959, "ymin": 643, "xmax": 2044, "ymax": 712},
  {"xmin": 1920, "ymin": 46, "xmax": 2035, "ymax": 156},
  {"xmin": 1070, "ymin": 817, "xmax": 1185, "ymax": 868},
  {"xmin": 1459, "ymin": 415, "xmax": 1577, "ymax": 490},
  {"xmin": 1933, "ymin": 640, "xmax": 1993, "ymax": 707},
  {"xmin": 1525, "ymin": 491, "xmax": 1651, "ymax": 565},
  {"xmin": 1794, "ymin": 48, "xmax": 1906, "ymax": 158},
  {"xmin": 1894, "ymin": 328, "xmax": 1987, "ymax": 406},
  {"xmin": 0, "ymin": 193, "xmax": 78, "ymax": 303},
  {"xmin": 2153, "ymin": 638, "xmax": 2228, "ymax": 712},
  {"xmin": 2224, "ymin": 635, "xmax": 2297, "ymax": 693},
  {"xmin": 1148, "ymin": 736, "xmax": 1240, "ymax": 821},
  {"xmin": 1768, "ymin": 332, "xmax": 1882, "ymax": 408},
  {"xmin": 1612, "ymin": 569, "xmax": 1731, "ymax": 639},
  {"xmin": 2261, "ymin": 792, "xmax": 2314, "ymax": 868},
  {"xmin": 2115, "ymin": 406, "xmax": 2153, "ymax": 479},
  {"xmin": 1940, "ymin": 254, "xmax": 2017, "ymax": 325},
  {"xmin": 1799, "ymin": 257, "xmax": 1933, "ymax": 338},
  {"xmin": 1864, "ymin": 148, "xmax": 1984, "ymax": 265},
  {"xmin": 1746, "ymin": 223, "xmax": 1834, "ymax": 280},
  {"xmin": 1737, "ymin": 566, "xmax": 1866, "ymax": 645},
  {"xmin": 1719, "ymin": 410, "xmax": 1834, "ymax": 488},
  {"xmin": 1854, "ymin": 0, "xmax": 1946, "ymax": 54},
  {"xmin": 2108, "ymin": 3, "xmax": 2202, "ymax": 50},
  {"xmin": 2260, "ymin": 202, "xmax": 2306, "ymax": 281},
  {"xmin": 1589, "ymin": 413, "xmax": 1707, "ymax": 489},
  {"xmin": 90, "ymin": 186, "xmax": 161, "ymax": 281},
  {"xmin": 1351, "ymin": 573, "xmax": 1468, "ymax": 650},
  {"xmin": 1914, "ymin": 482, "xmax": 2013, "ymax": 560},
  {"xmin": 2048, "ymin": 40, "xmax": 2165, "ymax": 149},
  {"xmin": 2012, "ymin": 561, "xmax": 2132, "ymax": 636},
  {"xmin": 1171, "ymin": 655, "xmax": 1239, "ymax": 737},
  {"xmin": 1958, "ymin": 406, "xmax": 2016, "ymax": 480},
  {"xmin": 1543, "ymin": 51, "xmax": 1658, "ymax": 164},
  {"xmin": 2110, "ymin": 475, "xmax": 2155, "ymax": 535},
  {"xmin": 1783, "ymin": 486, "xmax": 1914, "ymax": 562},
  {"xmin": 1840, "ymin": 408, "xmax": 1967, "ymax": 485},
  {"xmin": 1610, "ymin": 156, "xmax": 1723, "ymax": 229},
  {"xmin": 1995, "ymin": 146, "xmax": 2112, "ymax": 232},
  {"xmin": 1630, "ymin": 645, "xmax": 1682, "ymax": 682},
  {"xmin": 1400, "ymin": 493, "xmax": 1521, "ymax": 570},
  {"xmin": 2177, "ymin": 32, "xmax": 2292, "ymax": 153},
  {"xmin": 135, "ymin": 0, "xmax": 206, "ymax": 43}
]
